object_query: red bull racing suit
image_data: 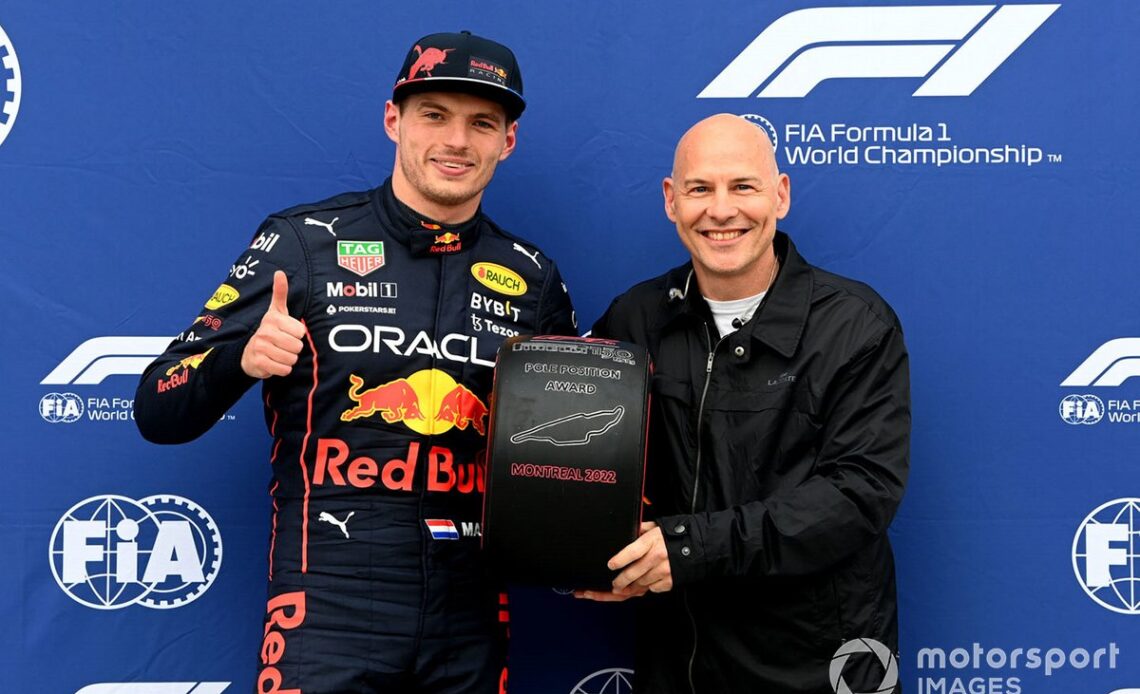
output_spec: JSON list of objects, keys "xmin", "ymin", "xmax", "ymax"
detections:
[{"xmin": 135, "ymin": 179, "xmax": 577, "ymax": 693}]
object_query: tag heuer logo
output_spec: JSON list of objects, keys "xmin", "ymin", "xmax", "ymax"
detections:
[{"xmin": 337, "ymin": 240, "xmax": 385, "ymax": 277}]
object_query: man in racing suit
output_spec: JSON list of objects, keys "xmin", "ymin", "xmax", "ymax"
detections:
[
  {"xmin": 135, "ymin": 31, "xmax": 576, "ymax": 694},
  {"xmin": 582, "ymin": 114, "xmax": 909, "ymax": 693}
]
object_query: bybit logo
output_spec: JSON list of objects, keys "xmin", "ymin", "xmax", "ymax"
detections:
[{"xmin": 699, "ymin": 4, "xmax": 1059, "ymax": 99}]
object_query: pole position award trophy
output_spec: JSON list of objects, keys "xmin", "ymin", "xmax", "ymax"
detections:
[{"xmin": 483, "ymin": 335, "xmax": 651, "ymax": 589}]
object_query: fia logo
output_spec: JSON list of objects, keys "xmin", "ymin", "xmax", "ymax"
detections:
[
  {"xmin": 40, "ymin": 392, "xmax": 84, "ymax": 423},
  {"xmin": 0, "ymin": 22, "xmax": 22, "ymax": 148},
  {"xmin": 1058, "ymin": 394, "xmax": 1104, "ymax": 425},
  {"xmin": 49, "ymin": 494, "xmax": 223, "ymax": 609},
  {"xmin": 1072, "ymin": 498, "xmax": 1140, "ymax": 614}
]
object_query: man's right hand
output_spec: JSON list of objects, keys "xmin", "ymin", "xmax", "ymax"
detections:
[{"xmin": 241, "ymin": 270, "xmax": 305, "ymax": 379}]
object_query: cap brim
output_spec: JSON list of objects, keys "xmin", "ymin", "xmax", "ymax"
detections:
[{"xmin": 393, "ymin": 77, "xmax": 526, "ymax": 121}]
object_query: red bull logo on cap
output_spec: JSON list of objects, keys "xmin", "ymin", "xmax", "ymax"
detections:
[{"xmin": 341, "ymin": 369, "xmax": 488, "ymax": 436}]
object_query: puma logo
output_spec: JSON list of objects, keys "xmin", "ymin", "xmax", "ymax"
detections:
[
  {"xmin": 512, "ymin": 242, "xmax": 541, "ymax": 270},
  {"xmin": 304, "ymin": 217, "xmax": 339, "ymax": 237},
  {"xmin": 318, "ymin": 511, "xmax": 355, "ymax": 539}
]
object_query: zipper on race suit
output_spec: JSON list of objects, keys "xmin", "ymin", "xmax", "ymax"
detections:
[{"xmin": 685, "ymin": 322, "xmax": 726, "ymax": 694}]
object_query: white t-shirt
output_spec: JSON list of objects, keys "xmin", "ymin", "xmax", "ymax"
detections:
[{"xmin": 705, "ymin": 292, "xmax": 766, "ymax": 337}]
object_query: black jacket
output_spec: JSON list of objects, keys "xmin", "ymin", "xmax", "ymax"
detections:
[{"xmin": 592, "ymin": 232, "xmax": 909, "ymax": 694}]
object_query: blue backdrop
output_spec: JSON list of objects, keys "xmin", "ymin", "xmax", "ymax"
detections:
[{"xmin": 3, "ymin": 2, "xmax": 1138, "ymax": 693}]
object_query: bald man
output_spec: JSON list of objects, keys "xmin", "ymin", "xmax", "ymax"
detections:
[{"xmin": 585, "ymin": 114, "xmax": 910, "ymax": 693}]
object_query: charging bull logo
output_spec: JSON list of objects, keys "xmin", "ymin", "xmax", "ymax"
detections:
[
  {"xmin": 342, "ymin": 369, "xmax": 487, "ymax": 436},
  {"xmin": 158, "ymin": 348, "xmax": 213, "ymax": 393},
  {"xmin": 435, "ymin": 383, "xmax": 488, "ymax": 435},
  {"xmin": 407, "ymin": 45, "xmax": 453, "ymax": 80},
  {"xmin": 341, "ymin": 375, "xmax": 425, "ymax": 424},
  {"xmin": 164, "ymin": 348, "xmax": 214, "ymax": 377}
]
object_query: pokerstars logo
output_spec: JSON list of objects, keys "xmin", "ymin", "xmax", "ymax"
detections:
[
  {"xmin": 699, "ymin": 4, "xmax": 1059, "ymax": 99},
  {"xmin": 0, "ymin": 22, "xmax": 22, "ymax": 148},
  {"xmin": 49, "ymin": 494, "xmax": 223, "ymax": 609},
  {"xmin": 1073, "ymin": 498, "xmax": 1140, "ymax": 614}
]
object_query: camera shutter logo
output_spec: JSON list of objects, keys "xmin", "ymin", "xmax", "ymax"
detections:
[
  {"xmin": 49, "ymin": 494, "xmax": 223, "ymax": 609},
  {"xmin": 570, "ymin": 667, "xmax": 634, "ymax": 694},
  {"xmin": 0, "ymin": 22, "xmax": 21, "ymax": 148},
  {"xmin": 830, "ymin": 638, "xmax": 899, "ymax": 694},
  {"xmin": 1072, "ymin": 498, "xmax": 1140, "ymax": 614}
]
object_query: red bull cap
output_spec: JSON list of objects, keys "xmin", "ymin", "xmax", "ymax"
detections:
[{"xmin": 393, "ymin": 30, "xmax": 526, "ymax": 121}]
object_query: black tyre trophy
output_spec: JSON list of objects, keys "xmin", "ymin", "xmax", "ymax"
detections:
[{"xmin": 483, "ymin": 335, "xmax": 650, "ymax": 589}]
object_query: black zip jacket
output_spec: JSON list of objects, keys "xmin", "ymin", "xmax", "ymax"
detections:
[{"xmin": 591, "ymin": 232, "xmax": 909, "ymax": 694}]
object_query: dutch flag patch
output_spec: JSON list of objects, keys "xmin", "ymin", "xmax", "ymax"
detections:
[{"xmin": 425, "ymin": 519, "xmax": 460, "ymax": 540}]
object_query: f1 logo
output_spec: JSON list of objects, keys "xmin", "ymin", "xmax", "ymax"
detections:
[
  {"xmin": 42, "ymin": 336, "xmax": 173, "ymax": 385},
  {"xmin": 699, "ymin": 4, "xmax": 1059, "ymax": 98},
  {"xmin": 75, "ymin": 685, "xmax": 230, "ymax": 694},
  {"xmin": 1062, "ymin": 338, "xmax": 1140, "ymax": 387}
]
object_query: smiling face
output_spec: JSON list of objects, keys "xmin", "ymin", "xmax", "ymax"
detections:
[
  {"xmin": 663, "ymin": 114, "xmax": 791, "ymax": 300},
  {"xmin": 385, "ymin": 91, "xmax": 518, "ymax": 223}
]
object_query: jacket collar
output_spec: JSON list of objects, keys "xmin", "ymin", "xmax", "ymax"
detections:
[
  {"xmin": 371, "ymin": 177, "xmax": 483, "ymax": 256},
  {"xmin": 660, "ymin": 231, "xmax": 812, "ymax": 359}
]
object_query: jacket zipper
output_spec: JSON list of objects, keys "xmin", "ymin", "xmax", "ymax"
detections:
[{"xmin": 686, "ymin": 322, "xmax": 725, "ymax": 694}]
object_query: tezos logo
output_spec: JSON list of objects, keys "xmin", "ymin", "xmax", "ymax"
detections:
[
  {"xmin": 700, "ymin": 4, "xmax": 1059, "ymax": 99},
  {"xmin": 0, "ymin": 22, "xmax": 22, "ymax": 148},
  {"xmin": 570, "ymin": 667, "xmax": 634, "ymax": 694},
  {"xmin": 830, "ymin": 638, "xmax": 899, "ymax": 694},
  {"xmin": 40, "ymin": 392, "xmax": 84, "ymax": 423},
  {"xmin": 1073, "ymin": 498, "xmax": 1140, "ymax": 615},
  {"xmin": 49, "ymin": 494, "xmax": 223, "ymax": 610},
  {"xmin": 1059, "ymin": 394, "xmax": 1104, "ymax": 425}
]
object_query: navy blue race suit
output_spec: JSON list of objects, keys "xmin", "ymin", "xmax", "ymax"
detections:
[{"xmin": 136, "ymin": 179, "xmax": 577, "ymax": 693}]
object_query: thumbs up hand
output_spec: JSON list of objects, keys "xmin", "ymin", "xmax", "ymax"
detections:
[{"xmin": 241, "ymin": 271, "xmax": 306, "ymax": 379}]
